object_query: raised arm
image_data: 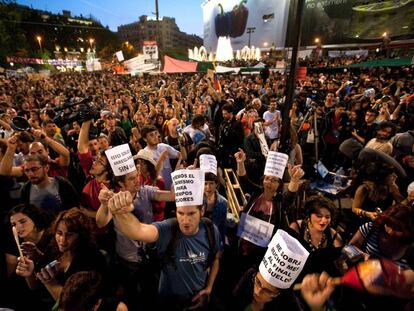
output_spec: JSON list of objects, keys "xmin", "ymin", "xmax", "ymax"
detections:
[
  {"xmin": 108, "ymin": 191, "xmax": 159, "ymax": 243},
  {"xmin": 77, "ymin": 120, "xmax": 92, "ymax": 154},
  {"xmin": 32, "ymin": 129, "xmax": 70, "ymax": 166},
  {"xmin": 96, "ymin": 185, "xmax": 115, "ymax": 228},
  {"xmin": 0, "ymin": 136, "xmax": 23, "ymax": 177}
]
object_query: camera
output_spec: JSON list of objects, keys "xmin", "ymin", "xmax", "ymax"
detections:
[{"xmin": 53, "ymin": 97, "xmax": 100, "ymax": 128}]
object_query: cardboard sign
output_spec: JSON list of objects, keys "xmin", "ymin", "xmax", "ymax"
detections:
[
  {"xmin": 115, "ymin": 50, "xmax": 124, "ymax": 62},
  {"xmin": 171, "ymin": 169, "xmax": 205, "ymax": 207},
  {"xmin": 237, "ymin": 213, "xmax": 275, "ymax": 247},
  {"xmin": 259, "ymin": 230, "xmax": 309, "ymax": 289},
  {"xmin": 105, "ymin": 144, "xmax": 136, "ymax": 176},
  {"xmin": 264, "ymin": 151, "xmax": 288, "ymax": 179},
  {"xmin": 199, "ymin": 154, "xmax": 217, "ymax": 175}
]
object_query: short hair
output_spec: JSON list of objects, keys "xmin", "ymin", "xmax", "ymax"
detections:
[
  {"xmin": 205, "ymin": 172, "xmax": 218, "ymax": 183},
  {"xmin": 377, "ymin": 121, "xmax": 396, "ymax": 137},
  {"xmin": 304, "ymin": 195, "xmax": 336, "ymax": 219},
  {"xmin": 59, "ymin": 271, "xmax": 103, "ymax": 311},
  {"xmin": 17, "ymin": 131, "xmax": 35, "ymax": 143},
  {"xmin": 42, "ymin": 119, "xmax": 56, "ymax": 127},
  {"xmin": 191, "ymin": 114, "xmax": 205, "ymax": 127},
  {"xmin": 222, "ymin": 103, "xmax": 234, "ymax": 114},
  {"xmin": 141, "ymin": 125, "xmax": 158, "ymax": 139},
  {"xmin": 24, "ymin": 154, "xmax": 49, "ymax": 166}
]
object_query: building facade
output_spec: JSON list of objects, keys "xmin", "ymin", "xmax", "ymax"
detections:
[{"xmin": 117, "ymin": 15, "xmax": 203, "ymax": 51}]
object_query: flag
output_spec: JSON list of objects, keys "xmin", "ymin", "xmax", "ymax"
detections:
[{"xmin": 341, "ymin": 259, "xmax": 410, "ymax": 298}]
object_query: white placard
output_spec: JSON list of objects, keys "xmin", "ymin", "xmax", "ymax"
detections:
[
  {"xmin": 115, "ymin": 50, "xmax": 124, "ymax": 62},
  {"xmin": 264, "ymin": 151, "xmax": 288, "ymax": 179},
  {"xmin": 237, "ymin": 213, "xmax": 275, "ymax": 247},
  {"xmin": 105, "ymin": 144, "xmax": 136, "ymax": 176},
  {"xmin": 171, "ymin": 169, "xmax": 205, "ymax": 207},
  {"xmin": 254, "ymin": 122, "xmax": 269, "ymax": 157},
  {"xmin": 259, "ymin": 230, "xmax": 309, "ymax": 289},
  {"xmin": 199, "ymin": 154, "xmax": 217, "ymax": 175}
]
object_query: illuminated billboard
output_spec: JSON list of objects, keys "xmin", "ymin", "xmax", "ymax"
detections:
[
  {"xmin": 202, "ymin": 0, "xmax": 290, "ymax": 52},
  {"xmin": 301, "ymin": 0, "xmax": 414, "ymax": 45}
]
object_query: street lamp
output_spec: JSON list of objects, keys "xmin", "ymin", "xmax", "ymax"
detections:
[
  {"xmin": 36, "ymin": 35, "xmax": 42, "ymax": 52},
  {"xmin": 247, "ymin": 27, "xmax": 256, "ymax": 47},
  {"xmin": 314, "ymin": 37, "xmax": 320, "ymax": 44},
  {"xmin": 89, "ymin": 38, "xmax": 95, "ymax": 50}
]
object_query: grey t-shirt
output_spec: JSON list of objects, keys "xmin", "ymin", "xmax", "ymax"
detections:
[
  {"xmin": 114, "ymin": 185, "xmax": 157, "ymax": 263},
  {"xmin": 154, "ymin": 219, "xmax": 222, "ymax": 301},
  {"xmin": 29, "ymin": 178, "xmax": 62, "ymax": 216}
]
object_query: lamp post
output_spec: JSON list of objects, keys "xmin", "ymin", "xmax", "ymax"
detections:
[
  {"xmin": 36, "ymin": 36, "xmax": 42, "ymax": 53},
  {"xmin": 247, "ymin": 27, "xmax": 255, "ymax": 47}
]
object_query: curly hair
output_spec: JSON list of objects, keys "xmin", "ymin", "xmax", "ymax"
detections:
[{"xmin": 52, "ymin": 208, "xmax": 96, "ymax": 254}]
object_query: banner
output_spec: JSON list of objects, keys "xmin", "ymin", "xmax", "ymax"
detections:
[
  {"xmin": 199, "ymin": 154, "xmax": 218, "ymax": 176},
  {"xmin": 6, "ymin": 57, "xmax": 80, "ymax": 66}
]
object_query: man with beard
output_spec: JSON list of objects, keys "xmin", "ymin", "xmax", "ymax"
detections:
[
  {"xmin": 365, "ymin": 121, "xmax": 396, "ymax": 155},
  {"xmin": 3, "ymin": 137, "xmax": 78, "ymax": 219}
]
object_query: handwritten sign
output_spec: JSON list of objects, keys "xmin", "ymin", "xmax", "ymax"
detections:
[
  {"xmin": 259, "ymin": 230, "xmax": 309, "ymax": 289},
  {"xmin": 237, "ymin": 213, "xmax": 274, "ymax": 247},
  {"xmin": 105, "ymin": 144, "xmax": 136, "ymax": 176},
  {"xmin": 171, "ymin": 169, "xmax": 205, "ymax": 207},
  {"xmin": 199, "ymin": 154, "xmax": 217, "ymax": 176},
  {"xmin": 264, "ymin": 151, "xmax": 288, "ymax": 179}
]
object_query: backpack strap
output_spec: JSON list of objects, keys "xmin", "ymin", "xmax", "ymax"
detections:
[
  {"xmin": 201, "ymin": 217, "xmax": 217, "ymax": 270},
  {"xmin": 162, "ymin": 218, "xmax": 180, "ymax": 270}
]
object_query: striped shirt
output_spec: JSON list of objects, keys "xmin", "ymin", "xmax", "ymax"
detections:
[{"xmin": 359, "ymin": 222, "xmax": 409, "ymax": 269}]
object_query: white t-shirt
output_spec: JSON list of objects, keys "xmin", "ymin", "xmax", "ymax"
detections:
[
  {"xmin": 263, "ymin": 110, "xmax": 281, "ymax": 140},
  {"xmin": 144, "ymin": 143, "xmax": 180, "ymax": 189}
]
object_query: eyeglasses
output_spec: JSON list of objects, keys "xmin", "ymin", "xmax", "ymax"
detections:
[
  {"xmin": 254, "ymin": 275, "xmax": 279, "ymax": 297},
  {"xmin": 24, "ymin": 166, "xmax": 43, "ymax": 174}
]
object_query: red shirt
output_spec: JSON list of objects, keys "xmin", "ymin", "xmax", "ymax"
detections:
[
  {"xmin": 78, "ymin": 151, "xmax": 93, "ymax": 178},
  {"xmin": 139, "ymin": 174, "xmax": 166, "ymax": 221},
  {"xmin": 82, "ymin": 178, "xmax": 111, "ymax": 211}
]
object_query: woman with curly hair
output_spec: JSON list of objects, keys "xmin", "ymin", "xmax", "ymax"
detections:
[{"xmin": 16, "ymin": 208, "xmax": 108, "ymax": 303}]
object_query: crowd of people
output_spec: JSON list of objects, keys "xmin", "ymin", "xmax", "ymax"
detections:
[{"xmin": 0, "ymin": 61, "xmax": 413, "ymax": 311}]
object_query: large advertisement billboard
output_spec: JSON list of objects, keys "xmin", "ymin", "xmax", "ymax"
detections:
[
  {"xmin": 202, "ymin": 0, "xmax": 290, "ymax": 52},
  {"xmin": 301, "ymin": 0, "xmax": 414, "ymax": 45}
]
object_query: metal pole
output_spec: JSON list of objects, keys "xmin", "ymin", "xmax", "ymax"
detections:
[
  {"xmin": 246, "ymin": 27, "xmax": 255, "ymax": 47},
  {"xmin": 279, "ymin": 0, "xmax": 305, "ymax": 153}
]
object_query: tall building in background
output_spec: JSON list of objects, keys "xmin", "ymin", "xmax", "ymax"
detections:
[{"xmin": 117, "ymin": 15, "xmax": 203, "ymax": 51}]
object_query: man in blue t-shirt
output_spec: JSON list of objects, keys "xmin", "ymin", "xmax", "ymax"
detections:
[{"xmin": 108, "ymin": 190, "xmax": 223, "ymax": 309}]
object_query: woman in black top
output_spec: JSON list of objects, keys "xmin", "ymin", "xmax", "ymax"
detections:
[{"xmin": 16, "ymin": 208, "xmax": 107, "ymax": 303}]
